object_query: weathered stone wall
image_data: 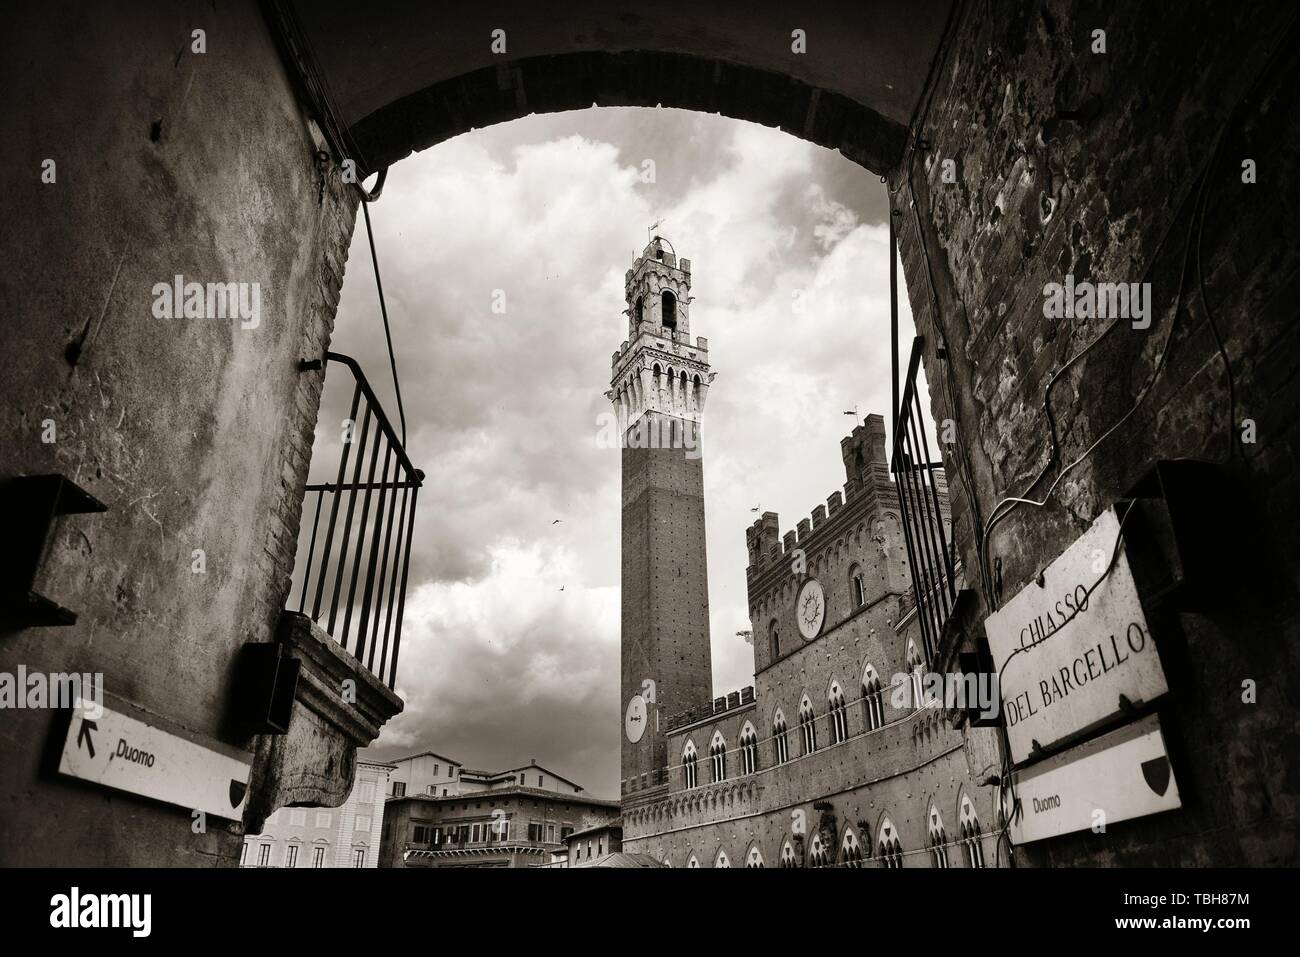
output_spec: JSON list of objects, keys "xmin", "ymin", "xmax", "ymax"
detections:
[
  {"xmin": 0, "ymin": 0, "xmax": 357, "ymax": 865},
  {"xmin": 890, "ymin": 0, "xmax": 1300, "ymax": 864}
]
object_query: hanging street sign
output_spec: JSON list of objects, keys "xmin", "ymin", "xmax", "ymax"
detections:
[
  {"xmin": 1005, "ymin": 713, "xmax": 1181, "ymax": 844},
  {"xmin": 984, "ymin": 506, "xmax": 1169, "ymax": 764},
  {"xmin": 58, "ymin": 695, "xmax": 252, "ymax": 820}
]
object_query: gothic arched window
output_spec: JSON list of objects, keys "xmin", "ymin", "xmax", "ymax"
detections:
[
  {"xmin": 681, "ymin": 740, "xmax": 698, "ymax": 789},
  {"xmin": 878, "ymin": 817, "xmax": 903, "ymax": 869},
  {"xmin": 862, "ymin": 663, "xmax": 885, "ymax": 731},
  {"xmin": 745, "ymin": 845, "xmax": 764, "ymax": 868},
  {"xmin": 798, "ymin": 696, "xmax": 817, "ymax": 754},
  {"xmin": 662, "ymin": 290, "xmax": 677, "ymax": 329},
  {"xmin": 779, "ymin": 841, "xmax": 797, "ymax": 868},
  {"xmin": 959, "ymin": 794, "xmax": 986, "ymax": 868},
  {"xmin": 739, "ymin": 723, "xmax": 759, "ymax": 775},
  {"xmin": 849, "ymin": 563, "xmax": 866, "ymax": 609},
  {"xmin": 808, "ymin": 833, "xmax": 829, "ymax": 868},
  {"xmin": 709, "ymin": 731, "xmax": 727, "ymax": 783},
  {"xmin": 928, "ymin": 805, "xmax": 950, "ymax": 869},
  {"xmin": 907, "ymin": 640, "xmax": 925, "ymax": 711},
  {"xmin": 772, "ymin": 710, "xmax": 790, "ymax": 764},
  {"xmin": 841, "ymin": 828, "xmax": 864, "ymax": 868},
  {"xmin": 714, "ymin": 848, "xmax": 730, "ymax": 868},
  {"xmin": 828, "ymin": 681, "xmax": 849, "ymax": 745},
  {"xmin": 769, "ymin": 620, "xmax": 781, "ymax": 660}
]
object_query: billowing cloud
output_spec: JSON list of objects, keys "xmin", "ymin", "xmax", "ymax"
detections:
[{"xmin": 326, "ymin": 108, "xmax": 914, "ymax": 797}]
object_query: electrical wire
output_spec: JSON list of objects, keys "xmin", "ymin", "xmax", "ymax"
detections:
[
  {"xmin": 360, "ymin": 196, "xmax": 408, "ymax": 445},
  {"xmin": 978, "ymin": 149, "xmax": 1214, "ymax": 612},
  {"xmin": 978, "ymin": 10, "xmax": 1300, "ymax": 608}
]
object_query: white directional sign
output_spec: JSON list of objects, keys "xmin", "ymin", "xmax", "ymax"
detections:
[
  {"xmin": 984, "ymin": 507, "xmax": 1168, "ymax": 764},
  {"xmin": 1006, "ymin": 713, "xmax": 1181, "ymax": 844},
  {"xmin": 59, "ymin": 697, "xmax": 252, "ymax": 820}
]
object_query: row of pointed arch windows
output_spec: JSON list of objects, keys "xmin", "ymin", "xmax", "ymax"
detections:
[
  {"xmin": 679, "ymin": 641, "xmax": 930, "ymax": 790},
  {"xmin": 683, "ymin": 721, "xmax": 760, "ymax": 786},
  {"xmin": 663, "ymin": 798, "xmax": 985, "ymax": 869}
]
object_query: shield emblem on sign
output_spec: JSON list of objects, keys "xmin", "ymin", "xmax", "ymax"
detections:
[
  {"xmin": 1141, "ymin": 757, "xmax": 1171, "ymax": 797},
  {"xmin": 230, "ymin": 779, "xmax": 248, "ymax": 808}
]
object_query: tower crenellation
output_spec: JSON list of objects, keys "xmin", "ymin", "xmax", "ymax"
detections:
[{"xmin": 610, "ymin": 236, "xmax": 714, "ymax": 441}]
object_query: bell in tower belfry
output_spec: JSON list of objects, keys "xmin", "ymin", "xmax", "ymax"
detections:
[{"xmin": 610, "ymin": 235, "xmax": 714, "ymax": 802}]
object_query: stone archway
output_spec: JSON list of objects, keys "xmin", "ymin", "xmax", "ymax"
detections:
[{"xmin": 267, "ymin": 0, "xmax": 953, "ymax": 177}]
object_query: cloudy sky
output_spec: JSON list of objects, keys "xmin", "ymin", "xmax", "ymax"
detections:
[{"xmin": 319, "ymin": 106, "xmax": 921, "ymax": 797}]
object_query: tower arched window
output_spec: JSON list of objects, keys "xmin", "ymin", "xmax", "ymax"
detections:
[
  {"xmin": 862, "ymin": 663, "xmax": 885, "ymax": 731},
  {"xmin": 841, "ymin": 828, "xmax": 864, "ymax": 868},
  {"xmin": 878, "ymin": 817, "xmax": 903, "ymax": 869},
  {"xmin": 709, "ymin": 731, "xmax": 727, "ymax": 783},
  {"xmin": 739, "ymin": 722, "xmax": 759, "ymax": 775},
  {"xmin": 681, "ymin": 740, "xmax": 698, "ymax": 789},
  {"xmin": 769, "ymin": 620, "xmax": 781, "ymax": 660},
  {"xmin": 959, "ymin": 794, "xmax": 986, "ymax": 868},
  {"xmin": 662, "ymin": 290, "xmax": 677, "ymax": 329},
  {"xmin": 849, "ymin": 563, "xmax": 866, "ymax": 609},
  {"xmin": 798, "ymin": 696, "xmax": 817, "ymax": 754},
  {"xmin": 772, "ymin": 710, "xmax": 790, "ymax": 764},
  {"xmin": 828, "ymin": 681, "xmax": 849, "ymax": 745},
  {"xmin": 928, "ymin": 805, "xmax": 950, "ymax": 868},
  {"xmin": 635, "ymin": 296, "xmax": 644, "ymax": 324}
]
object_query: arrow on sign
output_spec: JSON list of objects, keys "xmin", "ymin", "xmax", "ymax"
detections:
[{"xmin": 77, "ymin": 719, "xmax": 97, "ymax": 759}]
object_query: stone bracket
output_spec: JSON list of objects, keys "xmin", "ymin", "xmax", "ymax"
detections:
[{"xmin": 241, "ymin": 611, "xmax": 403, "ymax": 834}]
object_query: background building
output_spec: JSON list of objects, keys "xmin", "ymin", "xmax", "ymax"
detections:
[
  {"xmin": 615, "ymin": 240, "xmax": 999, "ymax": 868},
  {"xmin": 241, "ymin": 760, "xmax": 393, "ymax": 868},
  {"xmin": 379, "ymin": 751, "xmax": 618, "ymax": 867}
]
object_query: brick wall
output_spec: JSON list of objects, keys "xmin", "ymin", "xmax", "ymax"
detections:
[
  {"xmin": 889, "ymin": 0, "xmax": 1300, "ymax": 864},
  {"xmin": 621, "ymin": 419, "xmax": 714, "ymax": 790}
]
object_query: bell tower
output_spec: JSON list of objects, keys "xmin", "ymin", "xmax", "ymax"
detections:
[{"xmin": 608, "ymin": 236, "xmax": 715, "ymax": 800}]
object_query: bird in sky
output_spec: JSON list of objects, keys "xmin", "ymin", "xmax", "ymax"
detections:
[
  {"xmin": 750, "ymin": 506, "xmax": 761, "ymax": 512},
  {"xmin": 552, "ymin": 519, "xmax": 562, "ymax": 525}
]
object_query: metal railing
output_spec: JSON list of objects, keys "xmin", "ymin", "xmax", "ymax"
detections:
[
  {"xmin": 293, "ymin": 352, "xmax": 423, "ymax": 689},
  {"xmin": 891, "ymin": 336, "xmax": 957, "ymax": 665}
]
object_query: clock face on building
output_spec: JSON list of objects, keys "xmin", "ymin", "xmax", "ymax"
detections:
[
  {"xmin": 625, "ymin": 694, "xmax": 648, "ymax": 743},
  {"xmin": 796, "ymin": 579, "xmax": 826, "ymax": 641}
]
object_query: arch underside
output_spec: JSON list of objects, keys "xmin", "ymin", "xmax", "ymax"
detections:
[{"xmin": 347, "ymin": 51, "xmax": 909, "ymax": 176}]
